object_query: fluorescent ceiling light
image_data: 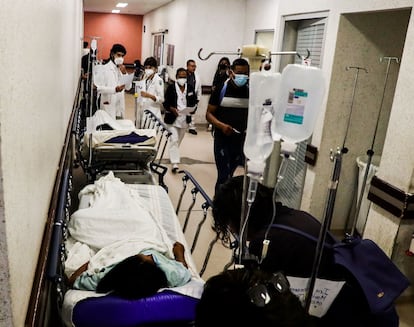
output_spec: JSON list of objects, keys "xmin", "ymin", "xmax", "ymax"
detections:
[
  {"xmin": 116, "ymin": 2, "xmax": 128, "ymax": 8},
  {"xmin": 112, "ymin": 9, "xmax": 121, "ymax": 13}
]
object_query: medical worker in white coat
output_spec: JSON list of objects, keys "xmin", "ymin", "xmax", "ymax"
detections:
[
  {"xmin": 139, "ymin": 56, "xmax": 165, "ymax": 118},
  {"xmin": 95, "ymin": 44, "xmax": 132, "ymax": 119}
]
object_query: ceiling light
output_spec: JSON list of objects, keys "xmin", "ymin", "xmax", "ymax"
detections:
[
  {"xmin": 112, "ymin": 9, "xmax": 121, "ymax": 13},
  {"xmin": 116, "ymin": 3, "xmax": 128, "ymax": 8}
]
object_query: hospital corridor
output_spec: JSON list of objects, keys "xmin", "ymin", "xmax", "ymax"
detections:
[{"xmin": 1, "ymin": 0, "xmax": 414, "ymax": 326}]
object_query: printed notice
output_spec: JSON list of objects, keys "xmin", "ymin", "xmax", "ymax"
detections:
[{"xmin": 287, "ymin": 276, "xmax": 345, "ymax": 318}]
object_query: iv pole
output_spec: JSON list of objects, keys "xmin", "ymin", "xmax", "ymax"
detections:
[
  {"xmin": 87, "ymin": 37, "xmax": 100, "ymax": 171},
  {"xmin": 349, "ymin": 57, "xmax": 399, "ymax": 236},
  {"xmin": 304, "ymin": 66, "xmax": 368, "ymax": 312}
]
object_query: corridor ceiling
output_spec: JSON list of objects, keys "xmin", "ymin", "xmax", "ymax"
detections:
[{"xmin": 83, "ymin": 0, "xmax": 174, "ymax": 15}]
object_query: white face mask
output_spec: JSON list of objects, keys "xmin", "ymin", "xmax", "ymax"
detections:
[
  {"xmin": 82, "ymin": 48, "xmax": 90, "ymax": 56},
  {"xmin": 145, "ymin": 69, "xmax": 154, "ymax": 77},
  {"xmin": 114, "ymin": 57, "xmax": 124, "ymax": 65},
  {"xmin": 177, "ymin": 78, "xmax": 186, "ymax": 86}
]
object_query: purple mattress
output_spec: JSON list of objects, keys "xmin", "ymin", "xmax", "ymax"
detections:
[{"xmin": 72, "ymin": 289, "xmax": 199, "ymax": 327}]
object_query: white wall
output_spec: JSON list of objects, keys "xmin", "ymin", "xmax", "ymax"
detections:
[
  {"xmin": 143, "ymin": 0, "xmax": 247, "ymax": 124},
  {"xmin": 0, "ymin": 0, "xmax": 83, "ymax": 325}
]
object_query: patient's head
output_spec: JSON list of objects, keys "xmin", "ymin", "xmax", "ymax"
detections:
[
  {"xmin": 96, "ymin": 254, "xmax": 168, "ymax": 299},
  {"xmin": 212, "ymin": 175, "xmax": 275, "ymax": 244},
  {"xmin": 195, "ymin": 268, "xmax": 315, "ymax": 327}
]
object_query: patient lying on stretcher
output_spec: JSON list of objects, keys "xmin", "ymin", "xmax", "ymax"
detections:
[
  {"xmin": 64, "ymin": 172, "xmax": 192, "ymax": 299},
  {"xmin": 67, "ymin": 241, "xmax": 191, "ymax": 299}
]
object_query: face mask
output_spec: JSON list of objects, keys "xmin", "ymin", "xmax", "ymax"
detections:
[
  {"xmin": 177, "ymin": 78, "xmax": 186, "ymax": 86},
  {"xmin": 82, "ymin": 48, "xmax": 90, "ymax": 56},
  {"xmin": 233, "ymin": 74, "xmax": 248, "ymax": 87},
  {"xmin": 145, "ymin": 69, "xmax": 154, "ymax": 77},
  {"xmin": 114, "ymin": 57, "xmax": 124, "ymax": 65}
]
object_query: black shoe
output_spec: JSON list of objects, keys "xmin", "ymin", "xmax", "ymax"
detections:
[{"xmin": 189, "ymin": 129, "xmax": 198, "ymax": 135}]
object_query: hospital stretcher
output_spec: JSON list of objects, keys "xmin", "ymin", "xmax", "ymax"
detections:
[
  {"xmin": 77, "ymin": 109, "xmax": 171, "ymax": 187},
  {"xmin": 48, "ymin": 172, "xmax": 207, "ymax": 327}
]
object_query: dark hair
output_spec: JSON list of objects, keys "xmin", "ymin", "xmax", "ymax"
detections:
[
  {"xmin": 186, "ymin": 59, "xmax": 196, "ymax": 66},
  {"xmin": 176, "ymin": 67, "xmax": 187, "ymax": 77},
  {"xmin": 231, "ymin": 58, "xmax": 250, "ymax": 72},
  {"xmin": 217, "ymin": 57, "xmax": 230, "ymax": 69},
  {"xmin": 110, "ymin": 43, "xmax": 127, "ymax": 56},
  {"xmin": 83, "ymin": 41, "xmax": 89, "ymax": 48},
  {"xmin": 212, "ymin": 176, "xmax": 274, "ymax": 245},
  {"xmin": 144, "ymin": 56, "xmax": 158, "ymax": 68},
  {"xmin": 195, "ymin": 268, "xmax": 315, "ymax": 327},
  {"xmin": 96, "ymin": 255, "xmax": 168, "ymax": 299}
]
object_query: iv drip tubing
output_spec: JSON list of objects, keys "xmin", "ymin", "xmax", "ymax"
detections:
[
  {"xmin": 263, "ymin": 154, "xmax": 290, "ymax": 241},
  {"xmin": 350, "ymin": 57, "xmax": 399, "ymax": 236},
  {"xmin": 259, "ymin": 154, "xmax": 291, "ymax": 264}
]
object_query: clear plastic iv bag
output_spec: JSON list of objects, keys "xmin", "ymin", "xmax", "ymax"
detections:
[
  {"xmin": 244, "ymin": 71, "xmax": 281, "ymax": 175},
  {"xmin": 271, "ymin": 64, "xmax": 325, "ymax": 144}
]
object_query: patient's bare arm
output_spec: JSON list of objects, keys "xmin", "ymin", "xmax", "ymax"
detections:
[
  {"xmin": 173, "ymin": 242, "xmax": 188, "ymax": 268},
  {"xmin": 68, "ymin": 262, "xmax": 89, "ymax": 287}
]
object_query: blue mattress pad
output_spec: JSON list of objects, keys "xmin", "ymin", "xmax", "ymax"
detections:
[{"xmin": 72, "ymin": 289, "xmax": 199, "ymax": 327}]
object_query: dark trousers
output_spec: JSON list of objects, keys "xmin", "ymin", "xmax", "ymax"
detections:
[{"xmin": 213, "ymin": 133, "xmax": 245, "ymax": 195}]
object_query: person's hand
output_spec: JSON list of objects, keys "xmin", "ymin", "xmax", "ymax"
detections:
[
  {"xmin": 67, "ymin": 261, "xmax": 89, "ymax": 287},
  {"xmin": 173, "ymin": 242, "xmax": 188, "ymax": 268},
  {"xmin": 140, "ymin": 91, "xmax": 155, "ymax": 101},
  {"xmin": 222, "ymin": 124, "xmax": 234, "ymax": 136},
  {"xmin": 119, "ymin": 64, "xmax": 127, "ymax": 74},
  {"xmin": 115, "ymin": 84, "xmax": 125, "ymax": 92},
  {"xmin": 169, "ymin": 107, "xmax": 179, "ymax": 117}
]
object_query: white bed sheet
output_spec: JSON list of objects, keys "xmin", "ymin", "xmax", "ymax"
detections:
[{"xmin": 62, "ymin": 174, "xmax": 204, "ymax": 327}]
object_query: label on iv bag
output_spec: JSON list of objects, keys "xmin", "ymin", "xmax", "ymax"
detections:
[
  {"xmin": 283, "ymin": 88, "xmax": 308, "ymax": 125},
  {"xmin": 259, "ymin": 104, "xmax": 273, "ymax": 143}
]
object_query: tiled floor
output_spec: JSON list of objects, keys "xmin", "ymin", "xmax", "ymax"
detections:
[{"xmin": 124, "ymin": 94, "xmax": 414, "ymax": 326}]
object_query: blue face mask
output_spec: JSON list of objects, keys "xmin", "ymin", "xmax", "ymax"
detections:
[{"xmin": 233, "ymin": 74, "xmax": 248, "ymax": 87}]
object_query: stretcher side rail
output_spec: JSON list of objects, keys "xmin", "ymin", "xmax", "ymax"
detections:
[
  {"xmin": 142, "ymin": 109, "xmax": 172, "ymax": 165},
  {"xmin": 26, "ymin": 81, "xmax": 81, "ymax": 327},
  {"xmin": 176, "ymin": 170, "xmax": 217, "ymax": 277},
  {"xmin": 175, "ymin": 170, "xmax": 237, "ymax": 277}
]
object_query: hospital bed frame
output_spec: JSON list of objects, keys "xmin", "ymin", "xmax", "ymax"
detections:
[
  {"xmin": 41, "ymin": 170, "xmax": 222, "ymax": 327},
  {"xmin": 25, "ymin": 80, "xmax": 223, "ymax": 326},
  {"xmin": 75, "ymin": 109, "xmax": 171, "ymax": 189}
]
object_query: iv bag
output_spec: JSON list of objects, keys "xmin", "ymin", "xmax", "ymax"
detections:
[
  {"xmin": 272, "ymin": 64, "xmax": 325, "ymax": 144},
  {"xmin": 244, "ymin": 70, "xmax": 281, "ymax": 175}
]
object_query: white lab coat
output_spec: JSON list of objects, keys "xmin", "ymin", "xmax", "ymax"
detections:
[
  {"xmin": 95, "ymin": 60, "xmax": 132, "ymax": 119},
  {"xmin": 141, "ymin": 73, "xmax": 165, "ymax": 118}
]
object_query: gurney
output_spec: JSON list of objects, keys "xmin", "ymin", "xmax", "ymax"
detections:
[
  {"xmin": 54, "ymin": 172, "xmax": 204, "ymax": 327},
  {"xmin": 77, "ymin": 110, "xmax": 171, "ymax": 186}
]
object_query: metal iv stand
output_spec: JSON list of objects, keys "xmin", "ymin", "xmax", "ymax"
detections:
[
  {"xmin": 349, "ymin": 57, "xmax": 399, "ymax": 237},
  {"xmin": 304, "ymin": 66, "xmax": 368, "ymax": 312},
  {"xmin": 87, "ymin": 37, "xmax": 100, "ymax": 171}
]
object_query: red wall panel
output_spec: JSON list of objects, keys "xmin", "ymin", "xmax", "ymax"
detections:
[{"xmin": 84, "ymin": 12, "xmax": 143, "ymax": 64}]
